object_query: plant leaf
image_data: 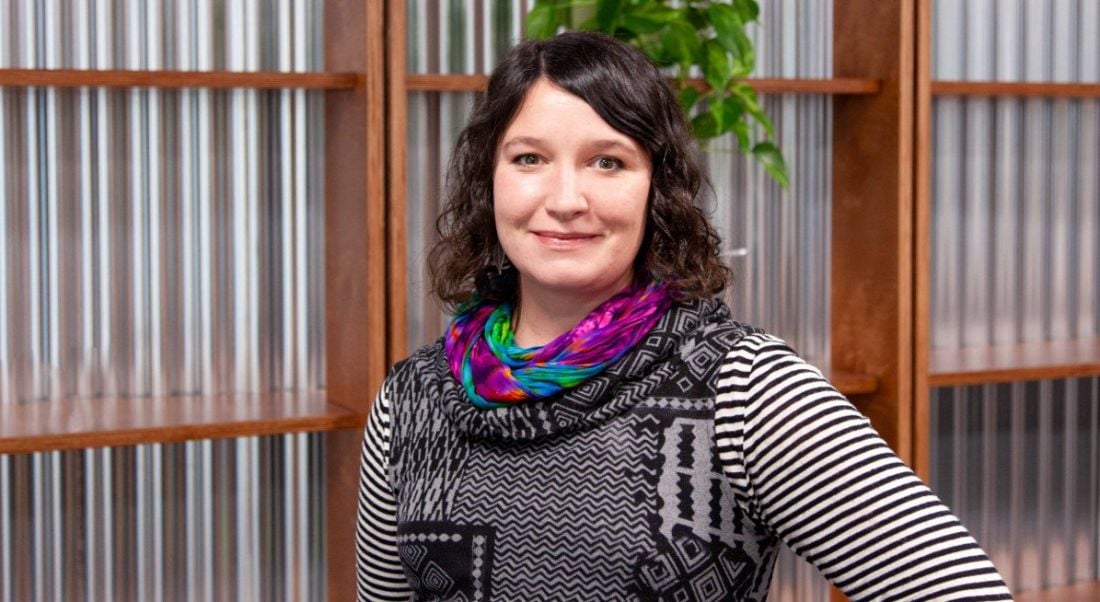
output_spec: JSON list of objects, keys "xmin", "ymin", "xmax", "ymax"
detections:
[
  {"xmin": 691, "ymin": 111, "xmax": 719, "ymax": 139},
  {"xmin": 731, "ymin": 121, "xmax": 751, "ymax": 153},
  {"xmin": 752, "ymin": 141, "xmax": 789, "ymax": 189},
  {"xmin": 702, "ymin": 39, "xmax": 732, "ymax": 92},
  {"xmin": 677, "ymin": 86, "xmax": 700, "ymax": 113},
  {"xmin": 734, "ymin": 0, "xmax": 761, "ymax": 23},
  {"xmin": 640, "ymin": 37, "xmax": 674, "ymax": 65},
  {"xmin": 526, "ymin": 2, "xmax": 559, "ymax": 39},
  {"xmin": 620, "ymin": 2, "xmax": 679, "ymax": 34},
  {"xmin": 660, "ymin": 21, "xmax": 702, "ymax": 70},
  {"xmin": 706, "ymin": 3, "xmax": 742, "ymax": 54},
  {"xmin": 729, "ymin": 82, "xmax": 775, "ymax": 139},
  {"xmin": 731, "ymin": 26, "xmax": 755, "ymax": 75},
  {"xmin": 714, "ymin": 93, "xmax": 745, "ymax": 131},
  {"xmin": 683, "ymin": 5, "xmax": 708, "ymax": 29},
  {"xmin": 595, "ymin": 0, "xmax": 625, "ymax": 31}
]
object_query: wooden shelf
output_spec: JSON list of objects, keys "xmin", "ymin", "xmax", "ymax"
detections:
[
  {"xmin": 933, "ymin": 80, "xmax": 1100, "ymax": 98},
  {"xmin": 407, "ymin": 73, "xmax": 881, "ymax": 95},
  {"xmin": 929, "ymin": 339, "xmax": 1100, "ymax": 387},
  {"xmin": 0, "ymin": 68, "xmax": 360, "ymax": 90},
  {"xmin": 1016, "ymin": 581, "xmax": 1100, "ymax": 602},
  {"xmin": 0, "ymin": 391, "xmax": 365, "ymax": 455}
]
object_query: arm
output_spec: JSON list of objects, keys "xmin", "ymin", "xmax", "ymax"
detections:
[
  {"xmin": 355, "ymin": 382, "xmax": 413, "ymax": 601},
  {"xmin": 715, "ymin": 333, "xmax": 1012, "ymax": 601}
]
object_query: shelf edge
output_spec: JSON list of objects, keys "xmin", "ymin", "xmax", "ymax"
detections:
[
  {"xmin": 0, "ymin": 68, "xmax": 361, "ymax": 89},
  {"xmin": 0, "ymin": 392, "xmax": 367, "ymax": 455},
  {"xmin": 933, "ymin": 80, "xmax": 1100, "ymax": 98},
  {"xmin": 407, "ymin": 73, "xmax": 882, "ymax": 95}
]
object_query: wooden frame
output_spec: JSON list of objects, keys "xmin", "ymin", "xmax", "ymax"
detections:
[
  {"xmin": 831, "ymin": 0, "xmax": 916, "ymax": 463},
  {"xmin": 387, "ymin": 0, "xmax": 410, "ymax": 365},
  {"xmin": 323, "ymin": 0, "xmax": 389, "ymax": 599},
  {"xmin": 913, "ymin": 0, "xmax": 934, "ymax": 482}
]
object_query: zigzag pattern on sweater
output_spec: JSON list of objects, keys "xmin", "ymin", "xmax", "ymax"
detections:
[{"xmin": 452, "ymin": 416, "xmax": 654, "ymax": 600}]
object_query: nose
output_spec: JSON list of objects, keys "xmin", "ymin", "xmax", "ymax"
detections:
[{"xmin": 544, "ymin": 165, "xmax": 588, "ymax": 220}]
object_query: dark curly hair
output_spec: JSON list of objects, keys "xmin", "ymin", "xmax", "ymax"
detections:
[{"xmin": 429, "ymin": 31, "xmax": 729, "ymax": 309}]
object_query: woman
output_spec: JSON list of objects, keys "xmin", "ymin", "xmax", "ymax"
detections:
[{"xmin": 357, "ymin": 32, "xmax": 1011, "ymax": 601}]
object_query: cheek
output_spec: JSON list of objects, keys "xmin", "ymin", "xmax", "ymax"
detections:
[
  {"xmin": 492, "ymin": 170, "xmax": 533, "ymax": 222},
  {"xmin": 609, "ymin": 180, "xmax": 650, "ymax": 236}
]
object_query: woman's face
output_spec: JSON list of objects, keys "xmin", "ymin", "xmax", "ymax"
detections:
[{"xmin": 492, "ymin": 78, "xmax": 652, "ymax": 307}]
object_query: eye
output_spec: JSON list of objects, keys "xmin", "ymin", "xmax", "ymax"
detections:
[
  {"xmin": 513, "ymin": 153, "xmax": 541, "ymax": 166},
  {"xmin": 595, "ymin": 156, "xmax": 623, "ymax": 171}
]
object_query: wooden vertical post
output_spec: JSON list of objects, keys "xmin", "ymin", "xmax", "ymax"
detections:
[
  {"xmin": 913, "ymin": 0, "xmax": 933, "ymax": 481},
  {"xmin": 830, "ymin": 4, "xmax": 917, "ymax": 599},
  {"xmin": 831, "ymin": 0, "xmax": 917, "ymax": 462},
  {"xmin": 324, "ymin": 0, "xmax": 388, "ymax": 599},
  {"xmin": 387, "ymin": 0, "xmax": 409, "ymax": 365}
]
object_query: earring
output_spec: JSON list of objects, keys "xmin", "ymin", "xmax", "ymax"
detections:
[{"xmin": 475, "ymin": 244, "xmax": 516, "ymax": 301}]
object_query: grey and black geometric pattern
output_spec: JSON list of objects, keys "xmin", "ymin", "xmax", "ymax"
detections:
[
  {"xmin": 387, "ymin": 299, "xmax": 778, "ymax": 600},
  {"xmin": 634, "ymin": 526, "xmax": 758, "ymax": 601},
  {"xmin": 395, "ymin": 523, "xmax": 494, "ymax": 601}
]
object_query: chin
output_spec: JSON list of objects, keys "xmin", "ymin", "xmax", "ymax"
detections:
[{"xmin": 523, "ymin": 269, "xmax": 633, "ymax": 299}]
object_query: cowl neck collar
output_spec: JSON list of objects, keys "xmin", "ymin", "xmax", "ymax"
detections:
[{"xmin": 432, "ymin": 297, "xmax": 732, "ymax": 442}]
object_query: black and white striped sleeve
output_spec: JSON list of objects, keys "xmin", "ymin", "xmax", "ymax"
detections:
[
  {"xmin": 715, "ymin": 333, "xmax": 1013, "ymax": 601},
  {"xmin": 356, "ymin": 382, "xmax": 413, "ymax": 601}
]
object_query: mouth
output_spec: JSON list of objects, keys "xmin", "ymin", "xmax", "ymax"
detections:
[
  {"xmin": 532, "ymin": 231, "xmax": 600, "ymax": 248},
  {"xmin": 534, "ymin": 231, "xmax": 598, "ymax": 240}
]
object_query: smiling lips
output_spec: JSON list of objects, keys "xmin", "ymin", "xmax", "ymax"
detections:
[{"xmin": 532, "ymin": 230, "xmax": 600, "ymax": 249}]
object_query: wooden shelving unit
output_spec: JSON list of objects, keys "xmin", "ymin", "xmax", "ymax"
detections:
[
  {"xmin": 915, "ymin": 2, "xmax": 1100, "ymax": 601},
  {"xmin": 0, "ymin": 3, "xmax": 388, "ymax": 600}
]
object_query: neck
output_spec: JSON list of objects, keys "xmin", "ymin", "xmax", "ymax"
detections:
[{"xmin": 511, "ymin": 275, "xmax": 633, "ymax": 347}]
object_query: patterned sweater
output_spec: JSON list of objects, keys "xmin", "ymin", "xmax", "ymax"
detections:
[{"xmin": 356, "ymin": 299, "xmax": 1012, "ymax": 601}]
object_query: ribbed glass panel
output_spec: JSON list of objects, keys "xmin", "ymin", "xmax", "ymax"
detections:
[
  {"xmin": 931, "ymin": 95, "xmax": 1099, "ymax": 347},
  {"xmin": 930, "ymin": 380, "xmax": 1100, "ymax": 593},
  {"xmin": 0, "ymin": 1, "xmax": 323, "ymax": 71},
  {"xmin": 0, "ymin": 2, "xmax": 327, "ymax": 601},
  {"xmin": 933, "ymin": 0, "xmax": 1099, "ymax": 83},
  {"xmin": 405, "ymin": 1, "xmax": 832, "ymax": 599},
  {"xmin": 930, "ymin": 0, "xmax": 1100, "ymax": 595}
]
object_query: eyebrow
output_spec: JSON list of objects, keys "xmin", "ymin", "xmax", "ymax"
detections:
[{"xmin": 499, "ymin": 136, "xmax": 642, "ymax": 156}]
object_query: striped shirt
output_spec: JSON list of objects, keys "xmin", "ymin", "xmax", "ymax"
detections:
[{"xmin": 357, "ymin": 327, "xmax": 1012, "ymax": 601}]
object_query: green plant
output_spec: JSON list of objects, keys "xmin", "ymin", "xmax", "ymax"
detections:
[{"xmin": 526, "ymin": 0, "xmax": 789, "ymax": 188}]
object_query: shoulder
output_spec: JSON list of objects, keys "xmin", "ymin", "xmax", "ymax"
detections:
[
  {"xmin": 715, "ymin": 330, "xmax": 844, "ymax": 430},
  {"xmin": 717, "ymin": 331, "xmax": 821, "ymax": 391},
  {"xmin": 384, "ymin": 338, "xmax": 446, "ymax": 395},
  {"xmin": 668, "ymin": 299, "xmax": 764, "ymax": 368}
]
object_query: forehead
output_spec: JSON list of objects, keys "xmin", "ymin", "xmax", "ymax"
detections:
[{"xmin": 499, "ymin": 79, "xmax": 642, "ymax": 150}]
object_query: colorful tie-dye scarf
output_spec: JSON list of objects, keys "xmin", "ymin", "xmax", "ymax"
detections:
[{"xmin": 444, "ymin": 279, "xmax": 672, "ymax": 408}]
